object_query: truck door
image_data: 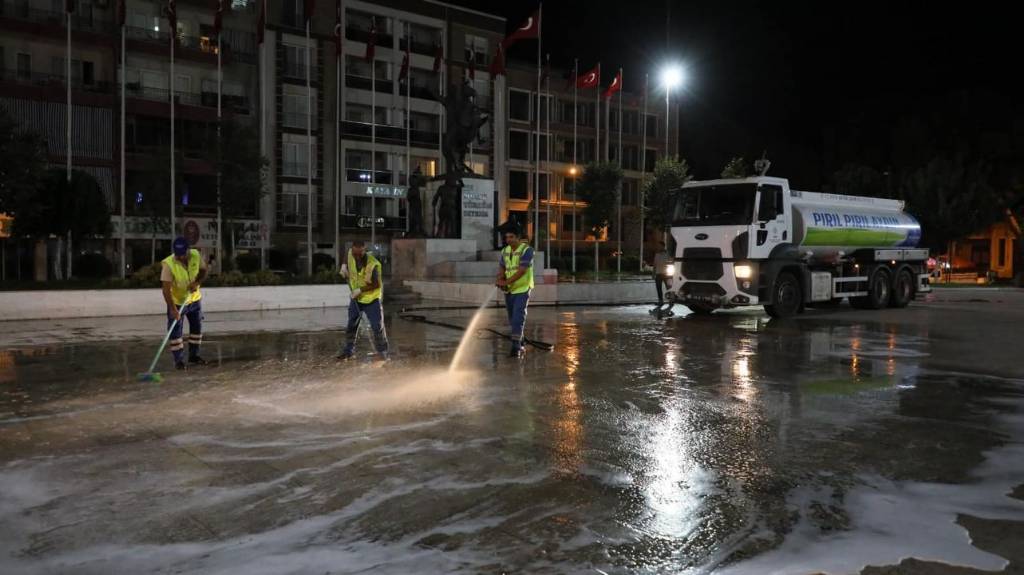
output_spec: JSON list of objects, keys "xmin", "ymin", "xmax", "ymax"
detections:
[{"xmin": 749, "ymin": 183, "xmax": 790, "ymax": 260}]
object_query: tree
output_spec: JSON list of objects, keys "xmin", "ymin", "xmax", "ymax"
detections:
[
  {"xmin": 900, "ymin": 154, "xmax": 1000, "ymax": 251},
  {"xmin": 210, "ymin": 120, "xmax": 268, "ymax": 266},
  {"xmin": 0, "ymin": 107, "xmax": 48, "ymax": 217},
  {"xmin": 11, "ymin": 169, "xmax": 110, "ymax": 279},
  {"xmin": 831, "ymin": 163, "xmax": 888, "ymax": 198},
  {"xmin": 642, "ymin": 156, "xmax": 691, "ymax": 245},
  {"xmin": 721, "ymin": 156, "xmax": 750, "ymax": 178},
  {"xmin": 577, "ymin": 162, "xmax": 622, "ymax": 276}
]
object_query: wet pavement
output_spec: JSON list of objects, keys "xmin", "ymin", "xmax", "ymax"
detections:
[{"xmin": 1, "ymin": 288, "xmax": 1023, "ymax": 574}]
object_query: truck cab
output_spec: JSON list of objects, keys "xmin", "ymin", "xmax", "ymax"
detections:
[{"xmin": 664, "ymin": 176, "xmax": 930, "ymax": 317}]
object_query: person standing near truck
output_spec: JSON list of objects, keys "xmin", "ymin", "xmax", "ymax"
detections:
[
  {"xmin": 495, "ymin": 227, "xmax": 535, "ymax": 358},
  {"xmin": 651, "ymin": 241, "xmax": 675, "ymax": 317}
]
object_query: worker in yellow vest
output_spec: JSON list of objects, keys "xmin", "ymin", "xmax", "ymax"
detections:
[
  {"xmin": 338, "ymin": 240, "xmax": 389, "ymax": 361},
  {"xmin": 161, "ymin": 237, "xmax": 208, "ymax": 370},
  {"xmin": 495, "ymin": 226, "xmax": 535, "ymax": 358}
]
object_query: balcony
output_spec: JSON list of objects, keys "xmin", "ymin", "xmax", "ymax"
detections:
[
  {"xmin": 124, "ymin": 25, "xmax": 256, "ymax": 64},
  {"xmin": 341, "ymin": 121, "xmax": 438, "ymax": 147},
  {"xmin": 282, "ymin": 111, "xmax": 311, "ymax": 129},
  {"xmin": 346, "ymin": 168, "xmax": 393, "ymax": 185},
  {"xmin": 0, "ymin": 68, "xmax": 111, "ymax": 93},
  {"xmin": 283, "ymin": 63, "xmax": 312, "ymax": 81},
  {"xmin": 398, "ymin": 82, "xmax": 438, "ymax": 101},
  {"xmin": 345, "ymin": 74, "xmax": 392, "ymax": 94},
  {"xmin": 0, "ymin": 0, "xmax": 112, "ymax": 34},
  {"xmin": 345, "ymin": 26, "xmax": 394, "ymax": 51},
  {"xmin": 399, "ymin": 36, "xmax": 438, "ymax": 57},
  {"xmin": 126, "ymin": 84, "xmax": 249, "ymax": 114},
  {"xmin": 281, "ymin": 161, "xmax": 311, "ymax": 178}
]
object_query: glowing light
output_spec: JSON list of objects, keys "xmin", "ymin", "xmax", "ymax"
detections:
[
  {"xmin": 734, "ymin": 264, "xmax": 753, "ymax": 279},
  {"xmin": 661, "ymin": 65, "xmax": 684, "ymax": 89}
]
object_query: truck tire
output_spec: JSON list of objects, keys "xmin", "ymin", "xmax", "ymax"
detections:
[
  {"xmin": 851, "ymin": 268, "xmax": 891, "ymax": 309},
  {"xmin": 765, "ymin": 271, "xmax": 802, "ymax": 318},
  {"xmin": 889, "ymin": 268, "xmax": 914, "ymax": 308}
]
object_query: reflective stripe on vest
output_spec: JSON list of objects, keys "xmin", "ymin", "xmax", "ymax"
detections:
[
  {"xmin": 347, "ymin": 250, "xmax": 383, "ymax": 304},
  {"xmin": 162, "ymin": 250, "xmax": 203, "ymax": 306},
  {"xmin": 502, "ymin": 243, "xmax": 534, "ymax": 294}
]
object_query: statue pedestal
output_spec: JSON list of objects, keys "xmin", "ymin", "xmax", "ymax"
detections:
[{"xmin": 425, "ymin": 176, "xmax": 495, "ymax": 250}]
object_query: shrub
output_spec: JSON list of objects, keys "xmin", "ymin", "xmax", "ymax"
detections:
[
  {"xmin": 128, "ymin": 262, "xmax": 163, "ymax": 287},
  {"xmin": 312, "ymin": 253, "xmax": 335, "ymax": 272},
  {"xmin": 269, "ymin": 248, "xmax": 298, "ymax": 273},
  {"xmin": 235, "ymin": 252, "xmax": 260, "ymax": 273},
  {"xmin": 620, "ymin": 255, "xmax": 640, "ymax": 272},
  {"xmin": 73, "ymin": 252, "xmax": 113, "ymax": 279}
]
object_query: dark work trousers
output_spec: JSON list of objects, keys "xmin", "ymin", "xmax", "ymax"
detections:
[
  {"xmin": 343, "ymin": 299, "xmax": 389, "ymax": 356},
  {"xmin": 167, "ymin": 300, "xmax": 203, "ymax": 363}
]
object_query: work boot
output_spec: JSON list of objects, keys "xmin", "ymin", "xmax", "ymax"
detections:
[
  {"xmin": 175, "ymin": 361, "xmax": 187, "ymax": 371},
  {"xmin": 188, "ymin": 356, "xmax": 207, "ymax": 366},
  {"xmin": 509, "ymin": 346, "xmax": 525, "ymax": 359},
  {"xmin": 336, "ymin": 349, "xmax": 354, "ymax": 361}
]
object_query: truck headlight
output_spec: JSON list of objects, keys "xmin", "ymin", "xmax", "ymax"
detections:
[
  {"xmin": 734, "ymin": 264, "xmax": 753, "ymax": 279},
  {"xmin": 664, "ymin": 264, "xmax": 676, "ymax": 277}
]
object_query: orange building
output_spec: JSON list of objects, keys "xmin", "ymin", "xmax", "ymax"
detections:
[{"xmin": 945, "ymin": 211, "xmax": 1020, "ymax": 281}]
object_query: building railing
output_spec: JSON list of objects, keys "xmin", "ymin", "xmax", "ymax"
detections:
[
  {"xmin": 281, "ymin": 162, "xmax": 310, "ymax": 177},
  {"xmin": 345, "ymin": 74, "xmax": 393, "ymax": 94},
  {"xmin": 282, "ymin": 111, "xmax": 310, "ymax": 129},
  {"xmin": 282, "ymin": 63, "xmax": 311, "ymax": 81},
  {"xmin": 345, "ymin": 26, "xmax": 394, "ymax": 50},
  {"xmin": 341, "ymin": 120, "xmax": 438, "ymax": 146},
  {"xmin": 399, "ymin": 36, "xmax": 438, "ymax": 57},
  {"xmin": 125, "ymin": 83, "xmax": 249, "ymax": 113},
  {"xmin": 0, "ymin": 0, "xmax": 112, "ymax": 33},
  {"xmin": 345, "ymin": 168, "xmax": 393, "ymax": 184},
  {"xmin": 0, "ymin": 68, "xmax": 112, "ymax": 93},
  {"xmin": 124, "ymin": 25, "xmax": 257, "ymax": 63}
]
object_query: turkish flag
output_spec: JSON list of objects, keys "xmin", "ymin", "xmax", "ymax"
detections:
[
  {"xmin": 432, "ymin": 42, "xmax": 443, "ymax": 73},
  {"xmin": 116, "ymin": 0, "xmax": 125, "ymax": 26},
  {"xmin": 65, "ymin": 0, "xmax": 74, "ymax": 13},
  {"xmin": 399, "ymin": 48, "xmax": 410, "ymax": 81},
  {"xmin": 304, "ymin": 0, "xmax": 315, "ymax": 25},
  {"xmin": 334, "ymin": 2, "xmax": 342, "ymax": 56},
  {"xmin": 467, "ymin": 52, "xmax": 475, "ymax": 80},
  {"xmin": 166, "ymin": 0, "xmax": 177, "ymax": 36},
  {"xmin": 504, "ymin": 9, "xmax": 539, "ymax": 47},
  {"xmin": 256, "ymin": 0, "xmax": 265, "ymax": 44},
  {"xmin": 489, "ymin": 43, "xmax": 506, "ymax": 76},
  {"xmin": 576, "ymin": 65, "xmax": 599, "ymax": 89},
  {"xmin": 602, "ymin": 69, "xmax": 622, "ymax": 99},
  {"xmin": 213, "ymin": 0, "xmax": 223, "ymax": 36},
  {"xmin": 364, "ymin": 22, "xmax": 376, "ymax": 62}
]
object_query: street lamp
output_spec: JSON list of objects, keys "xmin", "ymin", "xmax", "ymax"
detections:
[
  {"xmin": 569, "ymin": 166, "xmax": 579, "ymax": 274},
  {"xmin": 660, "ymin": 64, "xmax": 684, "ymax": 157}
]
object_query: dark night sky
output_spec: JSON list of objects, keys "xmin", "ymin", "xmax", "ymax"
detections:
[{"xmin": 451, "ymin": 0, "xmax": 1023, "ymax": 188}]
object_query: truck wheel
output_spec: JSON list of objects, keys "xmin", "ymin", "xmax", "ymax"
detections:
[
  {"xmin": 765, "ymin": 271, "xmax": 802, "ymax": 318},
  {"xmin": 889, "ymin": 269, "xmax": 914, "ymax": 308},
  {"xmin": 852, "ymin": 268, "xmax": 891, "ymax": 309}
]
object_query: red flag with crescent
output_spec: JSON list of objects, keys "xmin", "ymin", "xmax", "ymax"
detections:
[
  {"xmin": 576, "ymin": 65, "xmax": 599, "ymax": 89},
  {"xmin": 364, "ymin": 22, "xmax": 377, "ymax": 62},
  {"xmin": 432, "ymin": 42, "xmax": 443, "ymax": 73},
  {"xmin": 504, "ymin": 9, "xmax": 540, "ymax": 47},
  {"xmin": 489, "ymin": 42, "xmax": 506, "ymax": 76},
  {"xmin": 213, "ymin": 0, "xmax": 223, "ymax": 36},
  {"xmin": 602, "ymin": 69, "xmax": 622, "ymax": 99}
]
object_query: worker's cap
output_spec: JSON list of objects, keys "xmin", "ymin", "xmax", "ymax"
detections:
[{"xmin": 172, "ymin": 236, "xmax": 189, "ymax": 256}]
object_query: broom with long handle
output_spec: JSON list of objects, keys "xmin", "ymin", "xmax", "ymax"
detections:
[{"xmin": 138, "ymin": 293, "xmax": 195, "ymax": 383}]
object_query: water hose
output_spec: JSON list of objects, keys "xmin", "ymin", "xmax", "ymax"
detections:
[{"xmin": 398, "ymin": 304, "xmax": 555, "ymax": 351}]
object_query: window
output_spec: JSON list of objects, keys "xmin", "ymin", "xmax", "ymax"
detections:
[
  {"xmin": 16, "ymin": 53, "xmax": 30, "ymax": 80},
  {"xmin": 509, "ymin": 130, "xmax": 530, "ymax": 160},
  {"xmin": 508, "ymin": 210, "xmax": 528, "ymax": 232},
  {"xmin": 561, "ymin": 101, "xmax": 575, "ymax": 124},
  {"xmin": 464, "ymin": 34, "xmax": 488, "ymax": 65},
  {"xmin": 998, "ymin": 238, "xmax": 1007, "ymax": 268},
  {"xmin": 538, "ymin": 173, "xmax": 549, "ymax": 200},
  {"xmin": 282, "ymin": 142, "xmax": 310, "ymax": 177},
  {"xmin": 645, "ymin": 114, "xmax": 658, "ymax": 138},
  {"xmin": 281, "ymin": 186, "xmax": 310, "ymax": 226},
  {"xmin": 757, "ymin": 184, "xmax": 784, "ymax": 221},
  {"xmin": 509, "ymin": 170, "xmax": 529, "ymax": 200},
  {"xmin": 533, "ymin": 93, "xmax": 551, "ymax": 124},
  {"xmin": 577, "ymin": 102, "xmax": 595, "ymax": 127},
  {"xmin": 623, "ymin": 179, "xmax": 640, "ymax": 206},
  {"xmin": 562, "ymin": 213, "xmax": 577, "ymax": 231},
  {"xmin": 81, "ymin": 61, "xmax": 94, "ymax": 86},
  {"xmin": 644, "ymin": 148, "xmax": 658, "ymax": 171},
  {"xmin": 283, "ymin": 93, "xmax": 310, "ymax": 127},
  {"xmin": 623, "ymin": 145, "xmax": 639, "ymax": 170},
  {"xmin": 175, "ymin": 74, "xmax": 191, "ymax": 95},
  {"xmin": 283, "ymin": 44, "xmax": 308, "ymax": 79},
  {"xmin": 283, "ymin": 0, "xmax": 305, "ymax": 28},
  {"xmin": 509, "ymin": 89, "xmax": 530, "ymax": 122},
  {"xmin": 532, "ymin": 134, "xmax": 549, "ymax": 161}
]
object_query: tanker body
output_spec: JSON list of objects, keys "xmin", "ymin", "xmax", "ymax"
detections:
[{"xmin": 663, "ymin": 177, "xmax": 931, "ymax": 317}]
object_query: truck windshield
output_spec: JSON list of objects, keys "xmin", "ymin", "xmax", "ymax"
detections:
[{"xmin": 673, "ymin": 184, "xmax": 757, "ymax": 227}]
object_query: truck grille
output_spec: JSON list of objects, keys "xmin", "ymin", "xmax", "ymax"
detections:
[
  {"xmin": 681, "ymin": 248, "xmax": 723, "ymax": 280},
  {"xmin": 681, "ymin": 282, "xmax": 726, "ymax": 297}
]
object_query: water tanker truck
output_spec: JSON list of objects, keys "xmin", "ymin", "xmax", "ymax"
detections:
[{"xmin": 663, "ymin": 176, "xmax": 931, "ymax": 317}]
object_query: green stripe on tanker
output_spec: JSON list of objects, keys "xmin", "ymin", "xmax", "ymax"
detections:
[{"xmin": 802, "ymin": 228, "xmax": 905, "ymax": 247}]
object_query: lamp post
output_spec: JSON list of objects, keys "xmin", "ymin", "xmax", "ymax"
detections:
[
  {"xmin": 569, "ymin": 165, "xmax": 578, "ymax": 274},
  {"xmin": 660, "ymin": 65, "xmax": 683, "ymax": 157}
]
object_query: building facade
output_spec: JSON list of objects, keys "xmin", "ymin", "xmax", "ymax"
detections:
[{"xmin": 0, "ymin": 0, "xmax": 673, "ymax": 278}]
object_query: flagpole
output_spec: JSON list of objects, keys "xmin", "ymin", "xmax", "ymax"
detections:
[
  {"xmin": 572, "ymin": 58, "xmax": 577, "ymax": 274},
  {"xmin": 639, "ymin": 72, "xmax": 647, "ymax": 273},
  {"xmin": 544, "ymin": 52, "xmax": 550, "ymax": 264},
  {"xmin": 335, "ymin": 14, "xmax": 341, "ymax": 257},
  {"xmin": 259, "ymin": 0, "xmax": 267, "ymax": 269},
  {"xmin": 437, "ymin": 32, "xmax": 444, "ymax": 176},
  {"xmin": 170, "ymin": 19, "xmax": 176, "ymax": 240},
  {"xmin": 216, "ymin": 15, "xmax": 223, "ymax": 273},
  {"xmin": 533, "ymin": 3, "xmax": 542, "ymax": 255},
  {"xmin": 66, "ymin": 8, "xmax": 71, "ymax": 184},
  {"xmin": 616, "ymin": 67, "xmax": 622, "ymax": 275},
  {"xmin": 306, "ymin": 19, "xmax": 313, "ymax": 275},
  {"xmin": 119, "ymin": 15, "xmax": 126, "ymax": 278},
  {"xmin": 404, "ymin": 21, "xmax": 411, "ymax": 234},
  {"xmin": 595, "ymin": 62, "xmax": 600, "ymax": 167},
  {"xmin": 370, "ymin": 42, "xmax": 376, "ymax": 249}
]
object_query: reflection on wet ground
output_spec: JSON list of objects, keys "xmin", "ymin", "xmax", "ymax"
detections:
[{"xmin": 1, "ymin": 302, "xmax": 1023, "ymax": 574}]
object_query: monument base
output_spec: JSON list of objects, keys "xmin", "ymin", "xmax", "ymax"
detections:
[{"xmin": 424, "ymin": 175, "xmax": 496, "ymax": 250}]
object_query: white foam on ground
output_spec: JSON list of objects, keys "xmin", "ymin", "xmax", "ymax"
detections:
[{"xmin": 711, "ymin": 412, "xmax": 1024, "ymax": 575}]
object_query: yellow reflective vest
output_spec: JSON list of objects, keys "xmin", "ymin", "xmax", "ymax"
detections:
[
  {"xmin": 502, "ymin": 243, "xmax": 534, "ymax": 294},
  {"xmin": 162, "ymin": 250, "xmax": 203, "ymax": 306},
  {"xmin": 347, "ymin": 250, "xmax": 383, "ymax": 304}
]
